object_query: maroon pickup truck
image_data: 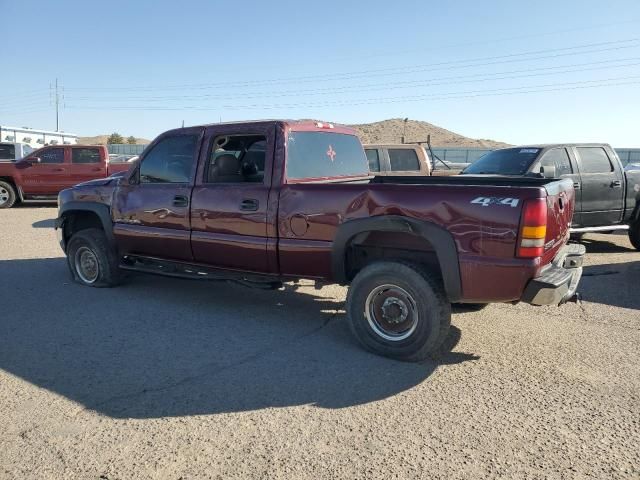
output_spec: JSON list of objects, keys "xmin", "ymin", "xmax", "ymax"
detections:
[
  {"xmin": 0, "ymin": 145, "xmax": 131, "ymax": 208},
  {"xmin": 55, "ymin": 120, "xmax": 584, "ymax": 361}
]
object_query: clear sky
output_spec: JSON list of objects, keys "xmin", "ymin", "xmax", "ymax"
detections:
[{"xmin": 2, "ymin": 0, "xmax": 639, "ymax": 146}]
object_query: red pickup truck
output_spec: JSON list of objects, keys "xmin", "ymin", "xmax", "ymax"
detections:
[
  {"xmin": 0, "ymin": 144, "xmax": 131, "ymax": 208},
  {"xmin": 55, "ymin": 120, "xmax": 584, "ymax": 361}
]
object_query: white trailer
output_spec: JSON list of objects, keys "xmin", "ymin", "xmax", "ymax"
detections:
[
  {"xmin": 0, "ymin": 142, "xmax": 34, "ymax": 161},
  {"xmin": 0, "ymin": 125, "xmax": 78, "ymax": 150}
]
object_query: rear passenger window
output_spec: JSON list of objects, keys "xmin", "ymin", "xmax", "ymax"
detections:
[
  {"xmin": 140, "ymin": 135, "xmax": 197, "ymax": 183},
  {"xmin": 40, "ymin": 148, "xmax": 65, "ymax": 164},
  {"xmin": 205, "ymin": 134, "xmax": 266, "ymax": 183},
  {"xmin": 539, "ymin": 148, "xmax": 573, "ymax": 175},
  {"xmin": 576, "ymin": 147, "xmax": 613, "ymax": 174},
  {"xmin": 388, "ymin": 149, "xmax": 420, "ymax": 171},
  {"xmin": 365, "ymin": 149, "xmax": 380, "ymax": 172},
  {"xmin": 72, "ymin": 148, "xmax": 101, "ymax": 164}
]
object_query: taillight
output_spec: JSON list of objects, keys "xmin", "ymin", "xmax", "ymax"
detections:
[{"xmin": 518, "ymin": 198, "xmax": 547, "ymax": 258}]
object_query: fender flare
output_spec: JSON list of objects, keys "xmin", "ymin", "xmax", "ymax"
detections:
[
  {"xmin": 57, "ymin": 201, "xmax": 114, "ymax": 250},
  {"xmin": 331, "ymin": 215, "xmax": 462, "ymax": 302},
  {"xmin": 632, "ymin": 202, "xmax": 640, "ymax": 224}
]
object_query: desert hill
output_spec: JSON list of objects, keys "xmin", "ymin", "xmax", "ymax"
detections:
[
  {"xmin": 349, "ymin": 119, "xmax": 510, "ymax": 148},
  {"xmin": 80, "ymin": 119, "xmax": 509, "ymax": 149},
  {"xmin": 78, "ymin": 135, "xmax": 150, "ymax": 145}
]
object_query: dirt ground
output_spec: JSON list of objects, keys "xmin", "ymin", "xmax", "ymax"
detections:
[{"xmin": 0, "ymin": 207, "xmax": 638, "ymax": 480}]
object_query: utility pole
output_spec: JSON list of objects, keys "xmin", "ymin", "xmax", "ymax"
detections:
[
  {"xmin": 401, "ymin": 117, "xmax": 408, "ymax": 144},
  {"xmin": 50, "ymin": 78, "xmax": 61, "ymax": 131}
]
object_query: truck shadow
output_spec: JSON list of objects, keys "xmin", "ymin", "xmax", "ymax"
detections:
[
  {"xmin": 32, "ymin": 218, "xmax": 56, "ymax": 228},
  {"xmin": 0, "ymin": 257, "xmax": 476, "ymax": 419},
  {"xmin": 575, "ymin": 232, "xmax": 636, "ymax": 253},
  {"xmin": 580, "ymin": 261, "xmax": 640, "ymax": 310}
]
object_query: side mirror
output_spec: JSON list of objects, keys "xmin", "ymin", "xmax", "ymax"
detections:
[
  {"xmin": 16, "ymin": 157, "xmax": 40, "ymax": 168},
  {"xmin": 540, "ymin": 165, "xmax": 556, "ymax": 179},
  {"xmin": 128, "ymin": 165, "xmax": 140, "ymax": 185}
]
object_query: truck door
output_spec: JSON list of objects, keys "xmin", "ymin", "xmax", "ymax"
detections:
[
  {"xmin": 112, "ymin": 128, "xmax": 203, "ymax": 261},
  {"xmin": 67, "ymin": 147, "xmax": 107, "ymax": 186},
  {"xmin": 537, "ymin": 147, "xmax": 583, "ymax": 226},
  {"xmin": 572, "ymin": 146, "xmax": 624, "ymax": 227},
  {"xmin": 20, "ymin": 146, "xmax": 67, "ymax": 195},
  {"xmin": 189, "ymin": 123, "xmax": 276, "ymax": 274}
]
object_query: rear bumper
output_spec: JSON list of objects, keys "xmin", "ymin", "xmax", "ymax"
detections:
[{"xmin": 521, "ymin": 243, "xmax": 585, "ymax": 306}]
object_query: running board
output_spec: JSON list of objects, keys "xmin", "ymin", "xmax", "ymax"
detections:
[
  {"xmin": 570, "ymin": 225, "xmax": 629, "ymax": 233},
  {"xmin": 17, "ymin": 187, "xmax": 57, "ymax": 203},
  {"xmin": 22, "ymin": 198, "xmax": 58, "ymax": 203},
  {"xmin": 120, "ymin": 255, "xmax": 283, "ymax": 289}
]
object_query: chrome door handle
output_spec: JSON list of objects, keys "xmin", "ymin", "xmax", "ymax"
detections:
[
  {"xmin": 173, "ymin": 195, "xmax": 189, "ymax": 207},
  {"xmin": 240, "ymin": 199, "xmax": 259, "ymax": 211}
]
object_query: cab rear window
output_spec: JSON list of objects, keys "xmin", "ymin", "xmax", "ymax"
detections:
[{"xmin": 286, "ymin": 132, "xmax": 368, "ymax": 181}]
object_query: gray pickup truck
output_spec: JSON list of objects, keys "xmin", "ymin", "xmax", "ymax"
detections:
[{"xmin": 461, "ymin": 144, "xmax": 640, "ymax": 249}]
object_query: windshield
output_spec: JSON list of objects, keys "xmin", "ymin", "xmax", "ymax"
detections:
[
  {"xmin": 286, "ymin": 131, "xmax": 368, "ymax": 180},
  {"xmin": 463, "ymin": 147, "xmax": 541, "ymax": 175}
]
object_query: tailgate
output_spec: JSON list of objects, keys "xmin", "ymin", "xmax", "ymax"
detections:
[{"xmin": 541, "ymin": 178, "xmax": 575, "ymax": 264}]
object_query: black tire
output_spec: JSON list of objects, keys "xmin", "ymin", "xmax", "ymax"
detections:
[
  {"xmin": 452, "ymin": 302, "xmax": 488, "ymax": 312},
  {"xmin": 570, "ymin": 233, "xmax": 584, "ymax": 243},
  {"xmin": 66, "ymin": 228, "xmax": 121, "ymax": 287},
  {"xmin": 346, "ymin": 261, "xmax": 451, "ymax": 362},
  {"xmin": 0, "ymin": 180, "xmax": 17, "ymax": 209},
  {"xmin": 629, "ymin": 222, "xmax": 640, "ymax": 250}
]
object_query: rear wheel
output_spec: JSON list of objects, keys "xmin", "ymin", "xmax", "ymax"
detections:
[
  {"xmin": 346, "ymin": 261, "xmax": 451, "ymax": 362},
  {"xmin": 66, "ymin": 228, "xmax": 121, "ymax": 287},
  {"xmin": 629, "ymin": 222, "xmax": 640, "ymax": 250},
  {"xmin": 0, "ymin": 181, "xmax": 17, "ymax": 209}
]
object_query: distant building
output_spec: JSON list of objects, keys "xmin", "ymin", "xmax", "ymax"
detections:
[{"xmin": 0, "ymin": 125, "xmax": 78, "ymax": 149}]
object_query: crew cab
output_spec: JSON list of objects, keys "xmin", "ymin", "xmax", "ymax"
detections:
[
  {"xmin": 55, "ymin": 120, "xmax": 584, "ymax": 361},
  {"xmin": 0, "ymin": 144, "xmax": 131, "ymax": 208},
  {"xmin": 461, "ymin": 144, "xmax": 640, "ymax": 250},
  {"xmin": 364, "ymin": 143, "xmax": 461, "ymax": 177}
]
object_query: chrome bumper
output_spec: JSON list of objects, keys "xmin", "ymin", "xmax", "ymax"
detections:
[{"xmin": 521, "ymin": 243, "xmax": 586, "ymax": 306}]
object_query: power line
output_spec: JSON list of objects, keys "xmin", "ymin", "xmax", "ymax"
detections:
[
  {"xmin": 64, "ymin": 38, "xmax": 640, "ymax": 92},
  {"xmin": 241, "ymin": 19, "xmax": 640, "ymax": 69},
  {"xmin": 65, "ymin": 57, "xmax": 640, "ymax": 103},
  {"xmin": 64, "ymin": 75, "xmax": 640, "ymax": 111}
]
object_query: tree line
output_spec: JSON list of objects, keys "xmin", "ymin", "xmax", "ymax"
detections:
[{"xmin": 107, "ymin": 133, "xmax": 138, "ymax": 145}]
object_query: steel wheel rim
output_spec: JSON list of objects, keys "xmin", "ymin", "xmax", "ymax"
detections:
[
  {"xmin": 365, "ymin": 284, "xmax": 418, "ymax": 341},
  {"xmin": 74, "ymin": 246, "xmax": 99, "ymax": 284},
  {"xmin": 0, "ymin": 187, "xmax": 9, "ymax": 205}
]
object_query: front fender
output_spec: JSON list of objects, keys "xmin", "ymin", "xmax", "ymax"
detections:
[{"xmin": 56, "ymin": 201, "xmax": 114, "ymax": 252}]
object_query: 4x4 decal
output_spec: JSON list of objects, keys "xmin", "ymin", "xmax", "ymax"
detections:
[{"xmin": 470, "ymin": 197, "xmax": 520, "ymax": 207}]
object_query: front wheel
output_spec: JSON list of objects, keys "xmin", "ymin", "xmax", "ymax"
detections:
[
  {"xmin": 0, "ymin": 181, "xmax": 17, "ymax": 209},
  {"xmin": 66, "ymin": 228, "xmax": 121, "ymax": 287},
  {"xmin": 629, "ymin": 222, "xmax": 640, "ymax": 250},
  {"xmin": 346, "ymin": 261, "xmax": 451, "ymax": 362}
]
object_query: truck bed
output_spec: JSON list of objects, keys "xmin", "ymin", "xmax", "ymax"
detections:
[{"xmin": 370, "ymin": 174, "xmax": 565, "ymax": 188}]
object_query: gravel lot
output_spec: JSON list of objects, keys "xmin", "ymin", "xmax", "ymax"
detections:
[{"xmin": 0, "ymin": 207, "xmax": 638, "ymax": 480}]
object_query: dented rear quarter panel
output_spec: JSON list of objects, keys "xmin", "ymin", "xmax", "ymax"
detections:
[{"xmin": 277, "ymin": 179, "xmax": 574, "ymax": 302}]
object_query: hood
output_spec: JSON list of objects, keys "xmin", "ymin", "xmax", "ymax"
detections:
[{"xmin": 75, "ymin": 176, "xmax": 120, "ymax": 188}]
